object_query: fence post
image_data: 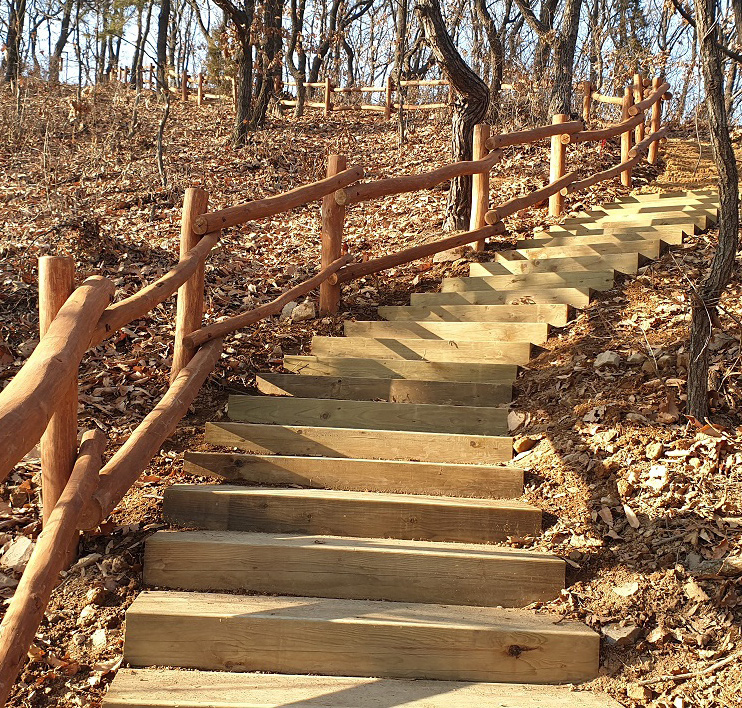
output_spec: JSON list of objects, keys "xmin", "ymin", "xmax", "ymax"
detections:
[
  {"xmin": 171, "ymin": 188, "xmax": 209, "ymax": 381},
  {"xmin": 648, "ymin": 77, "xmax": 663, "ymax": 165},
  {"xmin": 38, "ymin": 256, "xmax": 77, "ymax": 530},
  {"xmin": 385, "ymin": 75, "xmax": 393, "ymax": 120},
  {"xmin": 182, "ymin": 70, "xmax": 189, "ymax": 102},
  {"xmin": 549, "ymin": 114, "xmax": 569, "ymax": 216},
  {"xmin": 470, "ymin": 124, "xmax": 491, "ymax": 250},
  {"xmin": 582, "ymin": 81, "xmax": 592, "ymax": 123},
  {"xmin": 621, "ymin": 87, "xmax": 634, "ymax": 188},
  {"xmin": 324, "ymin": 77, "xmax": 333, "ymax": 116},
  {"xmin": 319, "ymin": 155, "xmax": 347, "ymax": 314},
  {"xmin": 633, "ymin": 72, "xmax": 645, "ymax": 144},
  {"xmin": 197, "ymin": 73, "xmax": 204, "ymax": 106}
]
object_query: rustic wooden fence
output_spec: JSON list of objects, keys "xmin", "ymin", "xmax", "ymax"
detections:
[{"xmin": 0, "ymin": 75, "xmax": 669, "ymax": 705}]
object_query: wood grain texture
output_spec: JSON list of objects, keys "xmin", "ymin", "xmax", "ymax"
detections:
[
  {"xmin": 440, "ymin": 271, "xmax": 615, "ymax": 293},
  {"xmin": 256, "ymin": 373, "xmax": 514, "ymax": 406},
  {"xmin": 470, "ymin": 253, "xmax": 641, "ymax": 277},
  {"xmin": 409, "ymin": 288, "xmax": 593, "ymax": 308},
  {"xmin": 310, "ymin": 337, "xmax": 537, "ymax": 365},
  {"xmin": 515, "ymin": 231, "xmax": 683, "ymax": 249},
  {"xmin": 283, "ymin": 356, "xmax": 519, "ymax": 383},
  {"xmin": 547, "ymin": 222, "xmax": 696, "ymax": 237},
  {"xmin": 183, "ymin": 452, "xmax": 524, "ymax": 497},
  {"xmin": 143, "ymin": 531, "xmax": 563, "ymax": 606},
  {"xmin": 344, "ymin": 320, "xmax": 550, "ymax": 344},
  {"xmin": 497, "ymin": 239, "xmax": 661, "ymax": 261},
  {"xmin": 123, "ymin": 591, "xmax": 599, "ymax": 683},
  {"xmin": 104, "ymin": 669, "xmax": 624, "ymax": 708},
  {"xmin": 205, "ymin": 422, "xmax": 514, "ymax": 464},
  {"xmin": 378, "ymin": 303, "xmax": 571, "ymax": 326},
  {"xmin": 227, "ymin": 395, "xmax": 508, "ymax": 436}
]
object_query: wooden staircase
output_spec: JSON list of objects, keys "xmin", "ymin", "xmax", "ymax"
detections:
[{"xmin": 103, "ymin": 190, "xmax": 718, "ymax": 707}]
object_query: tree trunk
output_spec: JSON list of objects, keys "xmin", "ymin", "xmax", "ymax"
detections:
[
  {"xmin": 49, "ymin": 0, "xmax": 74, "ymax": 85},
  {"xmin": 416, "ymin": 0, "xmax": 489, "ymax": 231},
  {"xmin": 156, "ymin": 0, "xmax": 171, "ymax": 92},
  {"xmin": 687, "ymin": 0, "xmax": 740, "ymax": 420},
  {"xmin": 3, "ymin": 0, "xmax": 27, "ymax": 84},
  {"xmin": 473, "ymin": 0, "xmax": 503, "ymax": 123},
  {"xmin": 548, "ymin": 0, "xmax": 583, "ymax": 114}
]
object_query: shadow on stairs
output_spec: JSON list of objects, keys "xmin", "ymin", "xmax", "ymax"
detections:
[{"xmin": 103, "ymin": 189, "xmax": 718, "ymax": 707}]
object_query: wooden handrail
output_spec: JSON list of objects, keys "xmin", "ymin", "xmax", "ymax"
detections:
[
  {"xmin": 340, "ymin": 150, "xmax": 502, "ymax": 205},
  {"xmin": 192, "ymin": 166, "xmax": 365, "ymax": 235},
  {"xmin": 484, "ymin": 171, "xmax": 578, "ymax": 224},
  {"xmin": 0, "ymin": 429, "xmax": 107, "ymax": 707},
  {"xmin": 0, "ymin": 277, "xmax": 114, "ymax": 484},
  {"xmin": 590, "ymin": 91, "xmax": 624, "ymax": 106},
  {"xmin": 561, "ymin": 112, "xmax": 645, "ymax": 144},
  {"xmin": 334, "ymin": 223, "xmax": 506, "ymax": 284},
  {"xmin": 629, "ymin": 126, "xmax": 668, "ymax": 158},
  {"xmin": 560, "ymin": 155, "xmax": 642, "ymax": 195},
  {"xmin": 486, "ymin": 120, "xmax": 584, "ymax": 149},
  {"xmin": 80, "ymin": 340, "xmax": 222, "ymax": 529},
  {"xmin": 629, "ymin": 81, "xmax": 670, "ymax": 116},
  {"xmin": 184, "ymin": 255, "xmax": 353, "ymax": 349}
]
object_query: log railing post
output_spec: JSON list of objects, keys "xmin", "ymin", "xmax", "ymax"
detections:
[
  {"xmin": 319, "ymin": 155, "xmax": 347, "ymax": 314},
  {"xmin": 648, "ymin": 76, "xmax": 663, "ymax": 165},
  {"xmin": 621, "ymin": 87, "xmax": 634, "ymax": 188},
  {"xmin": 197, "ymin": 73, "xmax": 204, "ymax": 106},
  {"xmin": 582, "ymin": 80, "xmax": 592, "ymax": 123},
  {"xmin": 324, "ymin": 77, "xmax": 333, "ymax": 116},
  {"xmin": 385, "ymin": 75, "xmax": 393, "ymax": 120},
  {"xmin": 38, "ymin": 256, "xmax": 77, "ymax": 529},
  {"xmin": 549, "ymin": 114, "xmax": 569, "ymax": 217},
  {"xmin": 171, "ymin": 188, "xmax": 209, "ymax": 381},
  {"xmin": 470, "ymin": 123, "xmax": 491, "ymax": 250},
  {"xmin": 633, "ymin": 72, "xmax": 645, "ymax": 144},
  {"xmin": 182, "ymin": 70, "xmax": 189, "ymax": 101}
]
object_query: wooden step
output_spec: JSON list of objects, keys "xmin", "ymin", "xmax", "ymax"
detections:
[
  {"xmin": 410, "ymin": 287, "xmax": 592, "ymax": 308},
  {"xmin": 600, "ymin": 199, "xmax": 718, "ymax": 214},
  {"xmin": 310, "ymin": 336, "xmax": 538, "ymax": 365},
  {"xmin": 379, "ymin": 303, "xmax": 571, "ymax": 326},
  {"xmin": 470, "ymin": 253, "xmax": 642, "ymax": 277},
  {"xmin": 283, "ymin": 356, "xmax": 518, "ymax": 383},
  {"xmin": 548, "ymin": 222, "xmax": 697, "ymax": 237},
  {"xmin": 227, "ymin": 395, "xmax": 508, "ymax": 436},
  {"xmin": 144, "ymin": 531, "xmax": 563, "ymax": 606},
  {"xmin": 498, "ymin": 239, "xmax": 661, "ymax": 261},
  {"xmin": 104, "ymin": 669, "xmax": 624, "ymax": 708},
  {"xmin": 515, "ymin": 230, "xmax": 683, "ymax": 249},
  {"xmin": 164, "ymin": 485, "xmax": 539, "ymax": 542},
  {"xmin": 612, "ymin": 189, "xmax": 716, "ymax": 203},
  {"xmin": 123, "ymin": 592, "xmax": 599, "ymax": 683},
  {"xmin": 184, "ymin": 452, "xmax": 524, "ymax": 497},
  {"xmin": 257, "ymin": 373, "xmax": 513, "ymax": 406},
  {"xmin": 344, "ymin": 320, "xmax": 550, "ymax": 344},
  {"xmin": 206, "ymin": 422, "xmax": 514, "ymax": 464},
  {"xmin": 440, "ymin": 271, "xmax": 615, "ymax": 293},
  {"xmin": 559, "ymin": 211, "xmax": 713, "ymax": 229}
]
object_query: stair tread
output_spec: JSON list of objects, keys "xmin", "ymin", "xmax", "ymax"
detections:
[
  {"xmin": 470, "ymin": 253, "xmax": 640, "ymax": 277},
  {"xmin": 104, "ymin": 669, "xmax": 624, "ymax": 708},
  {"xmin": 440, "ymin": 271, "xmax": 615, "ymax": 293},
  {"xmin": 344, "ymin": 320, "xmax": 550, "ymax": 344},
  {"xmin": 409, "ymin": 288, "xmax": 592, "ymax": 307},
  {"xmin": 378, "ymin": 303, "xmax": 571, "ymax": 325}
]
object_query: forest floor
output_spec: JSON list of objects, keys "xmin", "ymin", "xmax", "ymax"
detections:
[{"xmin": 1, "ymin": 81, "xmax": 742, "ymax": 708}]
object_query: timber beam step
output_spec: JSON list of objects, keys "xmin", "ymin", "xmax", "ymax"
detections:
[
  {"xmin": 205, "ymin": 422, "xmax": 514, "ymax": 464},
  {"xmin": 310, "ymin": 336, "xmax": 540, "ymax": 365},
  {"xmin": 104, "ymin": 669, "xmax": 625, "ymax": 708},
  {"xmin": 344, "ymin": 319, "xmax": 550, "ymax": 344},
  {"xmin": 183, "ymin": 452, "xmax": 525, "ymax": 497},
  {"xmin": 556, "ymin": 212, "xmax": 714, "ymax": 230},
  {"xmin": 257, "ymin": 372, "xmax": 514, "ymax": 405},
  {"xmin": 547, "ymin": 222, "xmax": 698, "ymax": 237},
  {"xmin": 611, "ymin": 189, "xmax": 716, "ymax": 203},
  {"xmin": 143, "ymin": 531, "xmax": 563, "ymax": 606},
  {"xmin": 378, "ymin": 303, "xmax": 572, "ymax": 326},
  {"xmin": 515, "ymin": 230, "xmax": 684, "ymax": 249},
  {"xmin": 226, "ymin": 395, "xmax": 509, "ymax": 436},
  {"xmin": 496, "ymin": 239, "xmax": 662, "ymax": 261},
  {"xmin": 440, "ymin": 271, "xmax": 615, "ymax": 293},
  {"xmin": 122, "ymin": 591, "xmax": 599, "ymax": 683},
  {"xmin": 283, "ymin": 355, "xmax": 519, "ymax": 383},
  {"xmin": 410, "ymin": 287, "xmax": 593, "ymax": 308},
  {"xmin": 163, "ymin": 485, "xmax": 539, "ymax": 542},
  {"xmin": 469, "ymin": 253, "xmax": 644, "ymax": 277}
]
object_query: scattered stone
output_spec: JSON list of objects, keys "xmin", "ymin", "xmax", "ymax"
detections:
[
  {"xmin": 627, "ymin": 683, "xmax": 653, "ymax": 702},
  {"xmin": 291, "ymin": 300, "xmax": 316, "ymax": 322},
  {"xmin": 641, "ymin": 359, "xmax": 656, "ymax": 374},
  {"xmin": 433, "ymin": 245, "xmax": 471, "ymax": 263},
  {"xmin": 657, "ymin": 354, "xmax": 674, "ymax": 369},
  {"xmin": 279, "ymin": 301, "xmax": 297, "ymax": 320},
  {"xmin": 86, "ymin": 586, "xmax": 107, "ymax": 606},
  {"xmin": 594, "ymin": 350, "xmax": 622, "ymax": 368},
  {"xmin": 603, "ymin": 622, "xmax": 641, "ymax": 646},
  {"xmin": 617, "ymin": 479, "xmax": 634, "ymax": 498},
  {"xmin": 646, "ymin": 465, "xmax": 668, "ymax": 491},
  {"xmin": 613, "ymin": 580, "xmax": 639, "ymax": 597},
  {"xmin": 627, "ymin": 351, "xmax": 646, "ymax": 365},
  {"xmin": 0, "ymin": 536, "xmax": 34, "ymax": 572},
  {"xmin": 91, "ymin": 628, "xmax": 107, "ymax": 649},
  {"xmin": 645, "ymin": 442, "xmax": 664, "ymax": 460},
  {"xmin": 513, "ymin": 436, "xmax": 538, "ymax": 453},
  {"xmin": 77, "ymin": 605, "xmax": 97, "ymax": 627},
  {"xmin": 0, "ymin": 572, "xmax": 18, "ymax": 589}
]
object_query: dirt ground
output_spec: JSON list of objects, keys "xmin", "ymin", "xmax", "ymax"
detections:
[{"xmin": 1, "ymin": 82, "xmax": 741, "ymax": 708}]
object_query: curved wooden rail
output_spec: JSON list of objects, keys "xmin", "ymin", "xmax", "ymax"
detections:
[
  {"xmin": 629, "ymin": 82, "xmax": 670, "ymax": 116},
  {"xmin": 485, "ymin": 121, "xmax": 584, "ymax": 150},
  {"xmin": 561, "ymin": 113, "xmax": 645, "ymax": 144},
  {"xmin": 629, "ymin": 126, "xmax": 668, "ymax": 158},
  {"xmin": 484, "ymin": 171, "xmax": 578, "ymax": 224},
  {"xmin": 192, "ymin": 166, "xmax": 365, "ymax": 235},
  {"xmin": 0, "ymin": 277, "xmax": 114, "ymax": 484},
  {"xmin": 560, "ymin": 156, "xmax": 642, "ymax": 195},
  {"xmin": 590, "ymin": 91, "xmax": 623, "ymax": 106},
  {"xmin": 339, "ymin": 150, "xmax": 502, "ymax": 205}
]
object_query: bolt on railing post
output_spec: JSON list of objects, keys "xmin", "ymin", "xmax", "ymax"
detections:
[
  {"xmin": 171, "ymin": 188, "xmax": 209, "ymax": 382},
  {"xmin": 38, "ymin": 256, "xmax": 78, "ymax": 533},
  {"xmin": 470, "ymin": 123, "xmax": 491, "ymax": 250},
  {"xmin": 385, "ymin": 75, "xmax": 393, "ymax": 120},
  {"xmin": 324, "ymin": 77, "xmax": 333, "ymax": 116},
  {"xmin": 648, "ymin": 77, "xmax": 663, "ymax": 165},
  {"xmin": 319, "ymin": 154, "xmax": 347, "ymax": 314},
  {"xmin": 549, "ymin": 114, "xmax": 569, "ymax": 217},
  {"xmin": 621, "ymin": 87, "xmax": 634, "ymax": 188},
  {"xmin": 582, "ymin": 81, "xmax": 592, "ymax": 124}
]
